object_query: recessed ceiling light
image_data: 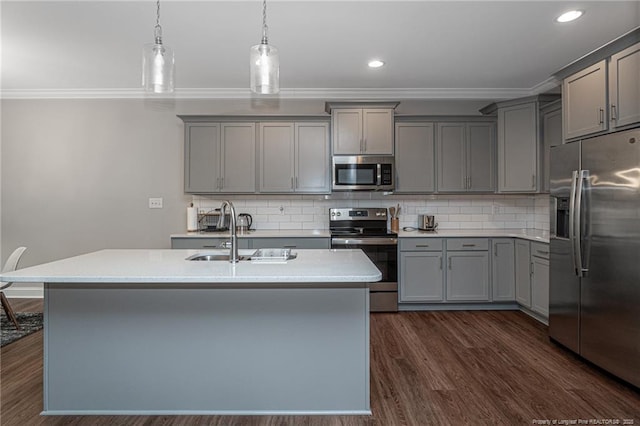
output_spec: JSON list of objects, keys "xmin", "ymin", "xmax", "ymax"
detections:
[
  {"xmin": 368, "ymin": 60, "xmax": 385, "ymax": 68},
  {"xmin": 556, "ymin": 10, "xmax": 584, "ymax": 23}
]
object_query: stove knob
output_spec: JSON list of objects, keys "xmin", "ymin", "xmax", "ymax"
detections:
[{"xmin": 337, "ymin": 212, "xmax": 341, "ymax": 216}]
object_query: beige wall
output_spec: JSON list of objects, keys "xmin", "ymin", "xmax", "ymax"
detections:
[{"xmin": 0, "ymin": 97, "xmax": 490, "ymax": 295}]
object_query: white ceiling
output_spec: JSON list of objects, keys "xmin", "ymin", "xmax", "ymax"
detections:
[{"xmin": 2, "ymin": 1, "xmax": 639, "ymax": 100}]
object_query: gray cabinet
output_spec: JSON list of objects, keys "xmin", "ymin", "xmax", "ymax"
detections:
[
  {"xmin": 249, "ymin": 121, "xmax": 331, "ymax": 194},
  {"xmin": 491, "ymin": 238, "xmax": 515, "ymax": 302},
  {"xmin": 541, "ymin": 101, "xmax": 563, "ymax": 193},
  {"xmin": 436, "ymin": 122, "xmax": 495, "ymax": 193},
  {"xmin": 497, "ymin": 101, "xmax": 539, "ymax": 192},
  {"xmin": 394, "ymin": 122, "xmax": 435, "ymax": 193},
  {"xmin": 563, "ymin": 60, "xmax": 608, "ymax": 140},
  {"xmin": 171, "ymin": 237, "xmax": 251, "ymax": 250},
  {"xmin": 515, "ymin": 239, "xmax": 531, "ymax": 306},
  {"xmin": 183, "ymin": 122, "xmax": 256, "ymax": 194},
  {"xmin": 530, "ymin": 242, "xmax": 550, "ymax": 318},
  {"xmin": 609, "ymin": 42, "xmax": 640, "ymax": 130},
  {"xmin": 399, "ymin": 238, "xmax": 444, "ymax": 302},
  {"xmin": 249, "ymin": 237, "xmax": 329, "ymax": 250},
  {"xmin": 445, "ymin": 239, "xmax": 490, "ymax": 301},
  {"xmin": 329, "ymin": 106, "xmax": 396, "ymax": 155}
]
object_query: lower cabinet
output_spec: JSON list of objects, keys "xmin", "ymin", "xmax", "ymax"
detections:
[
  {"xmin": 515, "ymin": 240, "xmax": 550, "ymax": 318},
  {"xmin": 399, "ymin": 239, "xmax": 444, "ymax": 302},
  {"xmin": 445, "ymin": 239, "xmax": 490, "ymax": 301},
  {"xmin": 171, "ymin": 237, "xmax": 251, "ymax": 250},
  {"xmin": 492, "ymin": 238, "xmax": 516, "ymax": 301}
]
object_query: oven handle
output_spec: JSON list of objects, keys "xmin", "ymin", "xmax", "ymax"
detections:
[{"xmin": 332, "ymin": 237, "xmax": 398, "ymax": 246}]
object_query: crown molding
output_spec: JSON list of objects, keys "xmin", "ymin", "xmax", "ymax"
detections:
[{"xmin": 0, "ymin": 86, "xmax": 541, "ymax": 101}]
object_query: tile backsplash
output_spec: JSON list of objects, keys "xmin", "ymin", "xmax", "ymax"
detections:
[{"xmin": 192, "ymin": 194, "xmax": 550, "ymax": 232}]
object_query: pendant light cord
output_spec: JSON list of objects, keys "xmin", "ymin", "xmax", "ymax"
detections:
[
  {"xmin": 261, "ymin": 0, "xmax": 269, "ymax": 44},
  {"xmin": 154, "ymin": 0, "xmax": 163, "ymax": 44}
]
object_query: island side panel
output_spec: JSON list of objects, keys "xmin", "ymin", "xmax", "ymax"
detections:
[{"xmin": 43, "ymin": 283, "xmax": 370, "ymax": 415}]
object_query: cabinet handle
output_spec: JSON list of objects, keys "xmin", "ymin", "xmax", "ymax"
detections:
[
  {"xmin": 448, "ymin": 257, "xmax": 452, "ymax": 270},
  {"xmin": 363, "ymin": 138, "xmax": 367, "ymax": 152},
  {"xmin": 611, "ymin": 104, "xmax": 617, "ymax": 122},
  {"xmin": 295, "ymin": 176, "xmax": 298, "ymax": 189},
  {"xmin": 283, "ymin": 245, "xmax": 297, "ymax": 248},
  {"xmin": 532, "ymin": 174, "xmax": 536, "ymax": 188},
  {"xmin": 530, "ymin": 261, "xmax": 534, "ymax": 276},
  {"xmin": 291, "ymin": 177, "xmax": 294, "ymax": 189},
  {"xmin": 415, "ymin": 244, "xmax": 430, "ymax": 248},
  {"xmin": 468, "ymin": 177, "xmax": 472, "ymax": 189},
  {"xmin": 220, "ymin": 177, "xmax": 224, "ymax": 189},
  {"xmin": 494, "ymin": 245, "xmax": 498, "ymax": 257},
  {"xmin": 203, "ymin": 245, "xmax": 219, "ymax": 248},
  {"xmin": 462, "ymin": 244, "xmax": 476, "ymax": 247},
  {"xmin": 536, "ymin": 250, "xmax": 549, "ymax": 255},
  {"xmin": 439, "ymin": 256, "xmax": 442, "ymax": 270},
  {"xmin": 599, "ymin": 108, "xmax": 604, "ymax": 125}
]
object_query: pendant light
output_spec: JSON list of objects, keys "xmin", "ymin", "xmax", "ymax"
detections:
[
  {"xmin": 142, "ymin": 0, "xmax": 175, "ymax": 94},
  {"xmin": 250, "ymin": 0, "xmax": 279, "ymax": 94}
]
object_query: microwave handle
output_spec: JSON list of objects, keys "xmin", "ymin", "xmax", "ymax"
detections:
[{"xmin": 377, "ymin": 164, "xmax": 382, "ymax": 186}]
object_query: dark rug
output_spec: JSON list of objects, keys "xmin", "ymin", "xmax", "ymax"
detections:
[{"xmin": 1, "ymin": 312, "xmax": 44, "ymax": 347}]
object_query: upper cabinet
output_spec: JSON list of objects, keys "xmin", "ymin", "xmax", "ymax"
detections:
[
  {"xmin": 436, "ymin": 122, "xmax": 495, "ymax": 193},
  {"xmin": 541, "ymin": 100, "xmax": 563, "ymax": 192},
  {"xmin": 394, "ymin": 122, "xmax": 435, "ymax": 193},
  {"xmin": 554, "ymin": 29, "xmax": 640, "ymax": 141},
  {"xmin": 259, "ymin": 122, "xmax": 330, "ymax": 193},
  {"xmin": 609, "ymin": 42, "xmax": 640, "ymax": 130},
  {"xmin": 563, "ymin": 60, "xmax": 608, "ymax": 140},
  {"xmin": 326, "ymin": 102, "xmax": 399, "ymax": 155},
  {"xmin": 183, "ymin": 122, "xmax": 256, "ymax": 194},
  {"xmin": 481, "ymin": 95, "xmax": 560, "ymax": 193}
]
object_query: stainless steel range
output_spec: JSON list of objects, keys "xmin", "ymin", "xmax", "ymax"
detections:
[{"xmin": 330, "ymin": 207, "xmax": 398, "ymax": 312}]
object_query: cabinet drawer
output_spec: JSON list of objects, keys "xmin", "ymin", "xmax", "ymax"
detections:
[
  {"xmin": 446, "ymin": 238, "xmax": 488, "ymax": 251},
  {"xmin": 171, "ymin": 238, "xmax": 251, "ymax": 250},
  {"xmin": 400, "ymin": 238, "xmax": 443, "ymax": 251},
  {"xmin": 250, "ymin": 237, "xmax": 330, "ymax": 250},
  {"xmin": 531, "ymin": 242, "xmax": 550, "ymax": 259}
]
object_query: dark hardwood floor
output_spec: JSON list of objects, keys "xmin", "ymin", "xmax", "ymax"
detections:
[{"xmin": 2, "ymin": 298, "xmax": 639, "ymax": 425}]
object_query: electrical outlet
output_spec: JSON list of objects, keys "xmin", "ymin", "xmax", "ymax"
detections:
[{"xmin": 149, "ymin": 197, "xmax": 163, "ymax": 209}]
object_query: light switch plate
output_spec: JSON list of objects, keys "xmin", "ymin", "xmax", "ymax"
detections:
[{"xmin": 149, "ymin": 197, "xmax": 163, "ymax": 209}]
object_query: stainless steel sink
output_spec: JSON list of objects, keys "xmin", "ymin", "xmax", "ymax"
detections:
[{"xmin": 186, "ymin": 248, "xmax": 297, "ymax": 262}]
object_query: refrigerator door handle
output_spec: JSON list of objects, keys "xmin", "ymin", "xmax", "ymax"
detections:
[
  {"xmin": 574, "ymin": 170, "xmax": 589, "ymax": 277},
  {"xmin": 569, "ymin": 170, "xmax": 581, "ymax": 276}
]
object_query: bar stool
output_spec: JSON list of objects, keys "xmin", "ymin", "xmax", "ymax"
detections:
[{"xmin": 1, "ymin": 247, "xmax": 27, "ymax": 330}]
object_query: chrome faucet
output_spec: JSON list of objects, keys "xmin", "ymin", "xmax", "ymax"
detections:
[{"xmin": 219, "ymin": 200, "xmax": 239, "ymax": 263}]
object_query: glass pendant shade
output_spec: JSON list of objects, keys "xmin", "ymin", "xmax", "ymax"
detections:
[
  {"xmin": 142, "ymin": 42, "xmax": 175, "ymax": 94},
  {"xmin": 250, "ymin": 42, "xmax": 279, "ymax": 94}
]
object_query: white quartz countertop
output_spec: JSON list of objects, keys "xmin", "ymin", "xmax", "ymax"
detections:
[
  {"xmin": 171, "ymin": 230, "xmax": 331, "ymax": 238},
  {"xmin": 171, "ymin": 228, "xmax": 548, "ymax": 242},
  {"xmin": 395, "ymin": 228, "xmax": 549, "ymax": 243},
  {"xmin": 0, "ymin": 249, "xmax": 381, "ymax": 284}
]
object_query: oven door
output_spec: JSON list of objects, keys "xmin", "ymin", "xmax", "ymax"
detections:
[{"xmin": 331, "ymin": 237, "xmax": 398, "ymax": 312}]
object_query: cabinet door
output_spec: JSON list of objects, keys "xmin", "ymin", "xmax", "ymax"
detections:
[
  {"xmin": 531, "ymin": 256, "xmax": 550, "ymax": 317},
  {"xmin": 259, "ymin": 122, "xmax": 295, "ymax": 192},
  {"xmin": 394, "ymin": 123, "xmax": 435, "ymax": 193},
  {"xmin": 497, "ymin": 102, "xmax": 538, "ymax": 192},
  {"xmin": 492, "ymin": 239, "xmax": 515, "ymax": 301},
  {"xmin": 249, "ymin": 237, "xmax": 330, "ymax": 249},
  {"xmin": 184, "ymin": 124, "xmax": 220, "ymax": 193},
  {"xmin": 399, "ymin": 252, "xmax": 444, "ymax": 302},
  {"xmin": 295, "ymin": 122, "xmax": 330, "ymax": 193},
  {"xmin": 542, "ymin": 107, "xmax": 563, "ymax": 192},
  {"xmin": 220, "ymin": 123, "xmax": 256, "ymax": 193},
  {"xmin": 332, "ymin": 109, "xmax": 362, "ymax": 155},
  {"xmin": 609, "ymin": 42, "xmax": 640, "ymax": 129},
  {"xmin": 446, "ymin": 251, "xmax": 490, "ymax": 301},
  {"xmin": 563, "ymin": 60, "xmax": 608, "ymax": 140},
  {"xmin": 467, "ymin": 123, "xmax": 495, "ymax": 192},
  {"xmin": 514, "ymin": 239, "xmax": 531, "ymax": 307},
  {"xmin": 362, "ymin": 109, "xmax": 394, "ymax": 154},
  {"xmin": 436, "ymin": 123, "xmax": 466, "ymax": 192}
]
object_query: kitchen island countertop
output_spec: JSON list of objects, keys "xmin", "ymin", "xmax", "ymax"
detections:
[{"xmin": 0, "ymin": 248, "xmax": 381, "ymax": 284}]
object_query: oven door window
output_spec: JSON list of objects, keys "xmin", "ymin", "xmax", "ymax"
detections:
[
  {"xmin": 336, "ymin": 243, "xmax": 397, "ymax": 282},
  {"xmin": 335, "ymin": 164, "xmax": 377, "ymax": 186}
]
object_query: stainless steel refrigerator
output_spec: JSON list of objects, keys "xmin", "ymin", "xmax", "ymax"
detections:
[{"xmin": 549, "ymin": 128, "xmax": 640, "ymax": 388}]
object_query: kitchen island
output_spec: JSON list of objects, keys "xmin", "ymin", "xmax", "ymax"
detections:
[{"xmin": 1, "ymin": 249, "xmax": 381, "ymax": 416}]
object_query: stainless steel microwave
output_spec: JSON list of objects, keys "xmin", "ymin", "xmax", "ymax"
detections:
[{"xmin": 332, "ymin": 156, "xmax": 394, "ymax": 191}]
